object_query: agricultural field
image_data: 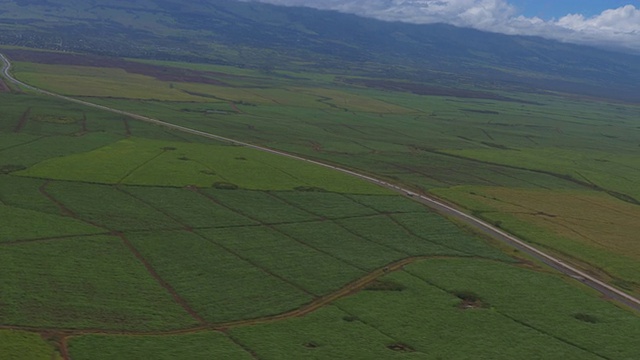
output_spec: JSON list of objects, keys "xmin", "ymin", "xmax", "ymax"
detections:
[
  {"xmin": 1, "ymin": 48, "xmax": 639, "ymax": 359},
  {"xmin": 22, "ymin": 51, "xmax": 634, "ymax": 298}
]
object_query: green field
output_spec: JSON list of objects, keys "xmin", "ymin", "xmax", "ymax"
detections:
[
  {"xmin": 231, "ymin": 259, "xmax": 640, "ymax": 359},
  {"xmin": 0, "ymin": 236, "xmax": 196, "ymax": 331},
  {"xmin": 68, "ymin": 332, "xmax": 254, "ymax": 360},
  {"xmin": 1, "ymin": 50, "xmax": 639, "ymax": 359},
  {"xmin": 18, "ymin": 137, "xmax": 391, "ymax": 194},
  {"xmin": 0, "ymin": 330, "xmax": 63, "ymax": 360}
]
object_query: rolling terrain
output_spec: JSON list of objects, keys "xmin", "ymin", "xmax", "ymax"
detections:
[
  {"xmin": 1, "ymin": 0, "xmax": 640, "ymax": 101},
  {"xmin": 1, "ymin": 47, "xmax": 640, "ymax": 359},
  {"xmin": 1, "ymin": 0, "xmax": 639, "ymax": 359}
]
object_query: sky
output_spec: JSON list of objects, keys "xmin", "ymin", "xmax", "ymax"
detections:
[{"xmin": 247, "ymin": 0, "xmax": 640, "ymax": 53}]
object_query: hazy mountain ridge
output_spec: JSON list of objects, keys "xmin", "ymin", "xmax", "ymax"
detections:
[{"xmin": 0, "ymin": 0, "xmax": 639, "ymax": 101}]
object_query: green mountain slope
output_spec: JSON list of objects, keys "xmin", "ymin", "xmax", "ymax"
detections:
[{"xmin": 1, "ymin": 0, "xmax": 639, "ymax": 101}]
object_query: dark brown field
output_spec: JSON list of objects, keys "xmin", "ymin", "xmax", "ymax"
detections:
[
  {"xmin": 0, "ymin": 78, "xmax": 9, "ymax": 92},
  {"xmin": 3, "ymin": 49, "xmax": 240, "ymax": 86}
]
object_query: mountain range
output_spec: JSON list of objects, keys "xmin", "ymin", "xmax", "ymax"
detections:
[{"xmin": 0, "ymin": 0, "xmax": 639, "ymax": 101}]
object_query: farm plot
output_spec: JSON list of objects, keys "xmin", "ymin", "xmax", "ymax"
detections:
[
  {"xmin": 0, "ymin": 133, "xmax": 41, "ymax": 151},
  {"xmin": 269, "ymin": 191, "xmax": 382, "ymax": 219},
  {"xmin": 128, "ymin": 230, "xmax": 314, "ymax": 323},
  {"xmin": 390, "ymin": 212, "xmax": 511, "ymax": 260},
  {"xmin": 433, "ymin": 186, "xmax": 640, "ymax": 289},
  {"xmin": 0, "ymin": 235, "xmax": 195, "ymax": 331},
  {"xmin": 0, "ymin": 330, "xmax": 63, "ymax": 360},
  {"xmin": 231, "ymin": 258, "xmax": 640, "ymax": 360},
  {"xmin": 230, "ymin": 259, "xmax": 640, "ymax": 359},
  {"xmin": 121, "ymin": 186, "xmax": 256, "ymax": 229},
  {"xmin": 200, "ymin": 189, "xmax": 320, "ymax": 224},
  {"xmin": 0, "ymin": 204, "xmax": 103, "ymax": 243},
  {"xmin": 68, "ymin": 332, "xmax": 253, "ymax": 360},
  {"xmin": 17, "ymin": 137, "xmax": 390, "ymax": 193},
  {"xmin": 447, "ymin": 147, "xmax": 640, "ymax": 200},
  {"xmin": 399, "ymin": 259, "xmax": 640, "ymax": 359},
  {"xmin": 345, "ymin": 193, "xmax": 429, "ymax": 213},
  {"xmin": 12, "ymin": 62, "xmax": 210, "ymax": 101},
  {"xmin": 335, "ymin": 215, "xmax": 466, "ymax": 257},
  {"xmin": 44, "ymin": 181, "xmax": 182, "ymax": 231},
  {"xmin": 274, "ymin": 221, "xmax": 407, "ymax": 270},
  {"xmin": 0, "ymin": 176, "xmax": 61, "ymax": 215},
  {"xmin": 197, "ymin": 226, "xmax": 366, "ymax": 296},
  {"xmin": 0, "ymin": 133, "xmax": 122, "ymax": 169},
  {"xmin": 229, "ymin": 305, "xmax": 412, "ymax": 360}
]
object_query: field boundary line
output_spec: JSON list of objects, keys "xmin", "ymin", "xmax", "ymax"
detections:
[
  {"xmin": 0, "ymin": 255, "xmax": 451, "ymax": 336},
  {"xmin": 403, "ymin": 268, "xmax": 609, "ymax": 359},
  {"xmin": 117, "ymin": 232, "xmax": 208, "ymax": 324},
  {"xmin": 193, "ymin": 188, "xmax": 369, "ymax": 273},
  {"xmin": 266, "ymin": 191, "xmax": 412, "ymax": 258},
  {"xmin": 0, "ymin": 232, "xmax": 112, "ymax": 246},
  {"xmin": 0, "ymin": 256, "xmax": 561, "ymax": 338},
  {"xmin": 2, "ymin": 51, "xmax": 638, "ymax": 311}
]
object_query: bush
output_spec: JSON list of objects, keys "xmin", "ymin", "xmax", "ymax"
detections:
[{"xmin": 213, "ymin": 182, "xmax": 239, "ymax": 190}]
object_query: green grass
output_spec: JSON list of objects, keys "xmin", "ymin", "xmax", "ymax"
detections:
[
  {"xmin": 390, "ymin": 212, "xmax": 511, "ymax": 260},
  {"xmin": 201, "ymin": 189, "xmax": 319, "ymax": 224},
  {"xmin": 447, "ymin": 147, "xmax": 640, "ymax": 200},
  {"xmin": 13, "ymin": 62, "xmax": 210, "ymax": 101},
  {"xmin": 121, "ymin": 186, "xmax": 256, "ymax": 229},
  {"xmin": 3, "ymin": 52, "xmax": 640, "ymax": 359},
  {"xmin": 18, "ymin": 137, "xmax": 391, "ymax": 194},
  {"xmin": 0, "ymin": 330, "xmax": 63, "ymax": 360},
  {"xmin": 275, "ymin": 221, "xmax": 406, "ymax": 270},
  {"xmin": 0, "ymin": 175, "xmax": 61, "ymax": 215},
  {"xmin": 270, "ymin": 191, "xmax": 381, "ymax": 219},
  {"xmin": 0, "ymin": 204, "xmax": 103, "ymax": 242},
  {"xmin": 335, "ymin": 215, "xmax": 465, "ymax": 257},
  {"xmin": 45, "ymin": 181, "xmax": 182, "ymax": 231},
  {"xmin": 0, "ymin": 236, "xmax": 196, "ymax": 330},
  {"xmin": 0, "ymin": 133, "xmax": 122, "ymax": 168},
  {"xmin": 231, "ymin": 258, "xmax": 640, "ymax": 359},
  {"xmin": 230, "ymin": 305, "xmax": 413, "ymax": 360},
  {"xmin": 432, "ymin": 186, "xmax": 640, "ymax": 292},
  {"xmin": 400, "ymin": 259, "xmax": 640, "ymax": 359},
  {"xmin": 345, "ymin": 194, "xmax": 428, "ymax": 213},
  {"xmin": 128, "ymin": 230, "xmax": 314, "ymax": 323},
  {"xmin": 198, "ymin": 226, "xmax": 366, "ymax": 296},
  {"xmin": 68, "ymin": 332, "xmax": 254, "ymax": 360}
]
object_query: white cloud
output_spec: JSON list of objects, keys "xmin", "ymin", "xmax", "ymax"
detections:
[{"xmin": 246, "ymin": 0, "xmax": 640, "ymax": 53}]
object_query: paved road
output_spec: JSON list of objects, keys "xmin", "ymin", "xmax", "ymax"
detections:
[{"xmin": 2, "ymin": 52, "xmax": 639, "ymax": 312}]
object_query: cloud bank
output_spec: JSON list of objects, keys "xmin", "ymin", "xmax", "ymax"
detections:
[{"xmin": 247, "ymin": 0, "xmax": 640, "ymax": 53}]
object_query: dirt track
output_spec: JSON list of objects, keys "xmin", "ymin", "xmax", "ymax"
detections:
[
  {"xmin": 13, "ymin": 108, "xmax": 30, "ymax": 133},
  {"xmin": 0, "ymin": 78, "xmax": 9, "ymax": 92},
  {"xmin": 0, "ymin": 255, "xmax": 444, "ymax": 338}
]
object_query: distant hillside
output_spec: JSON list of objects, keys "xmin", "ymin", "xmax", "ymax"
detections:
[{"xmin": 0, "ymin": 0, "xmax": 639, "ymax": 101}]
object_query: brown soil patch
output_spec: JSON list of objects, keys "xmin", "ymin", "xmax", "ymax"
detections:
[
  {"xmin": 81, "ymin": 113, "xmax": 88, "ymax": 132},
  {"xmin": 309, "ymin": 141, "xmax": 323, "ymax": 152},
  {"xmin": 364, "ymin": 279, "xmax": 405, "ymax": 291},
  {"xmin": 387, "ymin": 343, "xmax": 415, "ymax": 352},
  {"xmin": 40, "ymin": 332, "xmax": 69, "ymax": 360},
  {"xmin": 14, "ymin": 108, "xmax": 30, "ymax": 133},
  {"xmin": 123, "ymin": 117, "xmax": 132, "ymax": 136},
  {"xmin": 228, "ymin": 102, "xmax": 243, "ymax": 113},
  {"xmin": 3, "ymin": 49, "xmax": 245, "ymax": 86},
  {"xmin": 454, "ymin": 291, "xmax": 489, "ymax": 310},
  {"xmin": 0, "ymin": 78, "xmax": 9, "ymax": 93}
]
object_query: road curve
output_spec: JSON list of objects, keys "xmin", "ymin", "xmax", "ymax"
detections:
[{"xmin": 2, "ymin": 52, "xmax": 639, "ymax": 312}]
